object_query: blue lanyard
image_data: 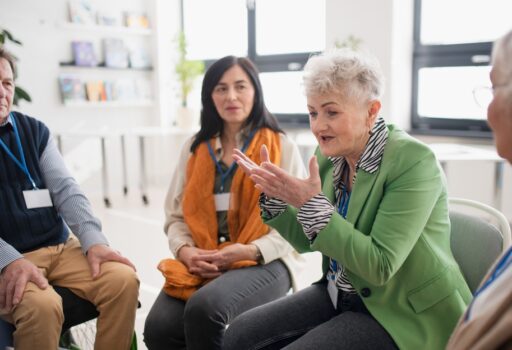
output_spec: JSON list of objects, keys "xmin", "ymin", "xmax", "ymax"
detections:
[
  {"xmin": 465, "ymin": 246, "xmax": 512, "ymax": 321},
  {"xmin": 0, "ymin": 113, "xmax": 37, "ymax": 189},
  {"xmin": 206, "ymin": 130, "xmax": 255, "ymax": 192},
  {"xmin": 337, "ymin": 186, "xmax": 351, "ymax": 219},
  {"xmin": 329, "ymin": 186, "xmax": 351, "ymax": 279},
  {"xmin": 474, "ymin": 246, "xmax": 512, "ymax": 295}
]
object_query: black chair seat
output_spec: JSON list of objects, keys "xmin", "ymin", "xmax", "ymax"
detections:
[{"xmin": 53, "ymin": 286, "xmax": 99, "ymax": 333}]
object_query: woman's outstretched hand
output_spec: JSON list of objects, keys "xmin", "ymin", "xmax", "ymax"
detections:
[{"xmin": 233, "ymin": 145, "xmax": 322, "ymax": 208}]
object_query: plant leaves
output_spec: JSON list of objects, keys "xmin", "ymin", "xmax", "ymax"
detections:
[
  {"xmin": 1, "ymin": 29, "xmax": 22, "ymax": 45},
  {"xmin": 13, "ymin": 86, "xmax": 32, "ymax": 106}
]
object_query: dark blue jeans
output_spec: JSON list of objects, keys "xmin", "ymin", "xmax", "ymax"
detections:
[
  {"xmin": 223, "ymin": 282, "xmax": 398, "ymax": 350},
  {"xmin": 143, "ymin": 260, "xmax": 290, "ymax": 350}
]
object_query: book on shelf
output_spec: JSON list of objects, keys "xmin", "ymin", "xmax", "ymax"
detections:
[
  {"xmin": 68, "ymin": 0, "xmax": 96, "ymax": 25},
  {"xmin": 124, "ymin": 12, "xmax": 150, "ymax": 29},
  {"xmin": 85, "ymin": 81, "xmax": 107, "ymax": 102},
  {"xmin": 103, "ymin": 38, "xmax": 129, "ymax": 69},
  {"xmin": 96, "ymin": 11, "xmax": 122, "ymax": 27},
  {"xmin": 103, "ymin": 81, "xmax": 114, "ymax": 101},
  {"xmin": 128, "ymin": 43, "xmax": 152, "ymax": 69},
  {"xmin": 72, "ymin": 41, "xmax": 97, "ymax": 67},
  {"xmin": 58, "ymin": 75, "xmax": 86, "ymax": 103}
]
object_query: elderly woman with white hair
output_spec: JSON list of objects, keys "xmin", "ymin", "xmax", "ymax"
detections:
[
  {"xmin": 223, "ymin": 48, "xmax": 472, "ymax": 350},
  {"xmin": 447, "ymin": 28, "xmax": 512, "ymax": 350}
]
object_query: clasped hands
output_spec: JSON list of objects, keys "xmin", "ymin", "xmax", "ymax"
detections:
[
  {"xmin": 178, "ymin": 244, "xmax": 259, "ymax": 279},
  {"xmin": 233, "ymin": 144, "xmax": 321, "ymax": 208}
]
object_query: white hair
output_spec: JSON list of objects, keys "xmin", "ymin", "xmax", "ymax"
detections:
[
  {"xmin": 302, "ymin": 48, "xmax": 384, "ymax": 103},
  {"xmin": 492, "ymin": 29, "xmax": 512, "ymax": 80}
]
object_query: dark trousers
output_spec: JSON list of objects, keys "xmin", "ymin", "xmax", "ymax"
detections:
[
  {"xmin": 143, "ymin": 260, "xmax": 290, "ymax": 350},
  {"xmin": 223, "ymin": 281, "xmax": 398, "ymax": 350}
]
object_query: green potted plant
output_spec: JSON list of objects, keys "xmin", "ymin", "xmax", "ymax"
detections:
[
  {"xmin": 334, "ymin": 35, "xmax": 363, "ymax": 51},
  {"xmin": 174, "ymin": 31, "xmax": 204, "ymax": 128},
  {"xmin": 0, "ymin": 28, "xmax": 31, "ymax": 106}
]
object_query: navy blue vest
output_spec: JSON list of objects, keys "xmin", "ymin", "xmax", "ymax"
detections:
[{"xmin": 0, "ymin": 112, "xmax": 68, "ymax": 253}]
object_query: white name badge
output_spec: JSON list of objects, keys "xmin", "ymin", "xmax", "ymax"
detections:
[
  {"xmin": 214, "ymin": 193, "xmax": 230, "ymax": 211},
  {"xmin": 327, "ymin": 278, "xmax": 339, "ymax": 310},
  {"xmin": 23, "ymin": 189, "xmax": 53, "ymax": 209}
]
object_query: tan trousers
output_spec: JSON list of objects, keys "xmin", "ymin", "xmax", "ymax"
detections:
[{"xmin": 0, "ymin": 237, "xmax": 139, "ymax": 350}]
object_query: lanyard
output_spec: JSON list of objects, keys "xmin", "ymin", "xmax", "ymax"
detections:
[
  {"xmin": 0, "ymin": 113, "xmax": 38, "ymax": 189},
  {"xmin": 330, "ymin": 186, "xmax": 351, "ymax": 278},
  {"xmin": 207, "ymin": 130, "xmax": 255, "ymax": 192},
  {"xmin": 474, "ymin": 246, "xmax": 512, "ymax": 295},
  {"xmin": 465, "ymin": 246, "xmax": 512, "ymax": 321},
  {"xmin": 337, "ymin": 186, "xmax": 351, "ymax": 219}
]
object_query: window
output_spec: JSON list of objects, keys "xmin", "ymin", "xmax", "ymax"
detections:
[
  {"xmin": 183, "ymin": 0, "xmax": 325, "ymax": 126},
  {"xmin": 411, "ymin": 0, "xmax": 511, "ymax": 137}
]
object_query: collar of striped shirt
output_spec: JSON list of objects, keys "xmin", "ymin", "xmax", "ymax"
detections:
[{"xmin": 329, "ymin": 117, "xmax": 388, "ymax": 190}]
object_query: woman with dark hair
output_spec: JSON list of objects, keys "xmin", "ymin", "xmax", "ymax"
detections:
[{"xmin": 143, "ymin": 56, "xmax": 307, "ymax": 350}]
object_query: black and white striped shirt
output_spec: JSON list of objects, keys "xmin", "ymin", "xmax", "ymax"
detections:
[{"xmin": 261, "ymin": 117, "xmax": 388, "ymax": 293}]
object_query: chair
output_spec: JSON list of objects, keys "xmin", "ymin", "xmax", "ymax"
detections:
[{"xmin": 449, "ymin": 197, "xmax": 512, "ymax": 293}]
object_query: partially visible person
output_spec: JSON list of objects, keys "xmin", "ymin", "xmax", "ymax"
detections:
[
  {"xmin": 226, "ymin": 48, "xmax": 472, "ymax": 350},
  {"xmin": 447, "ymin": 28, "xmax": 512, "ymax": 350},
  {"xmin": 0, "ymin": 48, "xmax": 139, "ymax": 350},
  {"xmin": 143, "ymin": 55, "xmax": 306, "ymax": 350}
]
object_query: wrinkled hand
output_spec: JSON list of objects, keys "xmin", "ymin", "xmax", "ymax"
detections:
[
  {"xmin": 0, "ymin": 258, "xmax": 48, "ymax": 310},
  {"xmin": 178, "ymin": 246, "xmax": 222, "ymax": 279},
  {"xmin": 233, "ymin": 145, "xmax": 322, "ymax": 208},
  {"xmin": 201, "ymin": 243, "xmax": 259, "ymax": 271},
  {"xmin": 87, "ymin": 244, "xmax": 136, "ymax": 279}
]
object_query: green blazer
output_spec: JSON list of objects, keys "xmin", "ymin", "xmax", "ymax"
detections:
[{"xmin": 265, "ymin": 124, "xmax": 472, "ymax": 350}]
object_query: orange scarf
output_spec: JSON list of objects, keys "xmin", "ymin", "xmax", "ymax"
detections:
[{"xmin": 158, "ymin": 128, "xmax": 281, "ymax": 300}]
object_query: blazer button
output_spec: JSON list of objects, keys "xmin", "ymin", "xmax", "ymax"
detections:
[{"xmin": 361, "ymin": 287, "xmax": 371, "ymax": 298}]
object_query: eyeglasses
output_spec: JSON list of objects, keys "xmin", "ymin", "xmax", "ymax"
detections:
[{"xmin": 473, "ymin": 82, "xmax": 511, "ymax": 108}]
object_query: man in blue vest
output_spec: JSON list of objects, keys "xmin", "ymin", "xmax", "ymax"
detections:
[{"xmin": 0, "ymin": 48, "xmax": 139, "ymax": 349}]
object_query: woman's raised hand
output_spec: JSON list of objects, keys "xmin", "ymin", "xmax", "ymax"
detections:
[{"xmin": 233, "ymin": 145, "xmax": 322, "ymax": 208}]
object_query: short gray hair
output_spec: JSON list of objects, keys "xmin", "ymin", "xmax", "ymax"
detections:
[
  {"xmin": 302, "ymin": 48, "xmax": 384, "ymax": 103},
  {"xmin": 0, "ymin": 47, "xmax": 17, "ymax": 79},
  {"xmin": 492, "ymin": 29, "xmax": 512, "ymax": 80}
]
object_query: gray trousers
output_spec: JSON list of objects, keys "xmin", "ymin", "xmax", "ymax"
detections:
[
  {"xmin": 223, "ymin": 281, "xmax": 398, "ymax": 350},
  {"xmin": 143, "ymin": 260, "xmax": 290, "ymax": 350}
]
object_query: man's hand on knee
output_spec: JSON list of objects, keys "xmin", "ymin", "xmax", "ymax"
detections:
[
  {"xmin": 86, "ymin": 244, "xmax": 136, "ymax": 279},
  {"xmin": 0, "ymin": 258, "xmax": 48, "ymax": 310}
]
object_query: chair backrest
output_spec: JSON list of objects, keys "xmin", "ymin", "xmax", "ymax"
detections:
[{"xmin": 449, "ymin": 197, "xmax": 512, "ymax": 293}]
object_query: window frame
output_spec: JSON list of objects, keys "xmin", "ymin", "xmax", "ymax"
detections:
[
  {"xmin": 183, "ymin": 0, "xmax": 319, "ymax": 127},
  {"xmin": 410, "ymin": 0, "xmax": 493, "ymax": 138}
]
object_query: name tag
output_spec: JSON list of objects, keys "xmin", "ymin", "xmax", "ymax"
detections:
[
  {"xmin": 327, "ymin": 278, "xmax": 339, "ymax": 310},
  {"xmin": 23, "ymin": 189, "xmax": 53, "ymax": 209},
  {"xmin": 214, "ymin": 193, "xmax": 230, "ymax": 211}
]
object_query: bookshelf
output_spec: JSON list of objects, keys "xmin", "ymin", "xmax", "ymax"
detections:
[
  {"xmin": 58, "ymin": 1, "xmax": 156, "ymax": 109},
  {"xmin": 59, "ymin": 62, "xmax": 154, "ymax": 71},
  {"xmin": 59, "ymin": 21, "xmax": 152, "ymax": 36}
]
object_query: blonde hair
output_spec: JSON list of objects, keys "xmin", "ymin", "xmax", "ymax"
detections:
[{"xmin": 302, "ymin": 48, "xmax": 384, "ymax": 103}]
